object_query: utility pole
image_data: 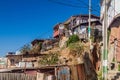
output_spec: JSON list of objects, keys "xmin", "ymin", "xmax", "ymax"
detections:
[
  {"xmin": 88, "ymin": 0, "xmax": 91, "ymax": 53},
  {"xmin": 103, "ymin": 0, "xmax": 108, "ymax": 79},
  {"xmin": 88, "ymin": 0, "xmax": 91, "ymax": 40}
]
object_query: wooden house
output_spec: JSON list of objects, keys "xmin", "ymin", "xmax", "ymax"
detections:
[
  {"xmin": 64, "ymin": 14, "xmax": 102, "ymax": 41},
  {"xmin": 53, "ymin": 23, "xmax": 65, "ymax": 39},
  {"xmin": 6, "ymin": 52, "xmax": 22, "ymax": 68}
]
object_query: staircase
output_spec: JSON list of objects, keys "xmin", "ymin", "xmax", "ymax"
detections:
[{"xmin": 108, "ymin": 71, "xmax": 120, "ymax": 80}]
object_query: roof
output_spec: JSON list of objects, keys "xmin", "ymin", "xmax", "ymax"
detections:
[
  {"xmin": 53, "ymin": 23, "xmax": 62, "ymax": 30},
  {"xmin": 64, "ymin": 16, "xmax": 77, "ymax": 25},
  {"xmin": 109, "ymin": 13, "xmax": 120, "ymax": 29},
  {"xmin": 1, "ymin": 64, "xmax": 76, "ymax": 72},
  {"xmin": 72, "ymin": 20, "xmax": 101, "ymax": 29},
  {"xmin": 80, "ymin": 20, "xmax": 101, "ymax": 26},
  {"xmin": 64, "ymin": 14, "xmax": 100, "ymax": 25},
  {"xmin": 0, "ymin": 69, "xmax": 13, "ymax": 73},
  {"xmin": 31, "ymin": 39, "xmax": 44, "ymax": 46},
  {"xmin": 79, "ymin": 14, "xmax": 100, "ymax": 19},
  {"xmin": 6, "ymin": 54, "xmax": 21, "ymax": 57}
]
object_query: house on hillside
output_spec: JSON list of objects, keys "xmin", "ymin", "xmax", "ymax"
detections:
[
  {"xmin": 6, "ymin": 52, "xmax": 22, "ymax": 68},
  {"xmin": 6, "ymin": 38, "xmax": 60, "ymax": 68},
  {"xmin": 53, "ymin": 23, "xmax": 65, "ymax": 39},
  {"xmin": 41, "ymin": 39, "xmax": 59, "ymax": 52},
  {"xmin": 64, "ymin": 16, "xmax": 76, "ymax": 37},
  {"xmin": 0, "ymin": 57, "xmax": 7, "ymax": 69},
  {"xmin": 31, "ymin": 39, "xmax": 44, "ymax": 54},
  {"xmin": 64, "ymin": 14, "xmax": 102, "ymax": 41},
  {"xmin": 6, "ymin": 39, "xmax": 46, "ymax": 68},
  {"xmin": 53, "ymin": 23, "xmax": 60, "ymax": 39},
  {"xmin": 31, "ymin": 39, "xmax": 44, "ymax": 47}
]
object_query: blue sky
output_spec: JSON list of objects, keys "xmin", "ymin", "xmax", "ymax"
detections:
[{"xmin": 0, "ymin": 0, "xmax": 100, "ymax": 57}]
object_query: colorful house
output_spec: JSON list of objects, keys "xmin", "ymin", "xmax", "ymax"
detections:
[
  {"xmin": 53, "ymin": 23, "xmax": 64, "ymax": 39},
  {"xmin": 64, "ymin": 14, "xmax": 102, "ymax": 41}
]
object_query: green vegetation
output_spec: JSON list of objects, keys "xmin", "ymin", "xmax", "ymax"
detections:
[
  {"xmin": 66, "ymin": 34, "xmax": 79, "ymax": 46},
  {"xmin": 112, "ymin": 58, "xmax": 115, "ymax": 62},
  {"xmin": 118, "ymin": 64, "xmax": 120, "ymax": 71},
  {"xmin": 97, "ymin": 70, "xmax": 102, "ymax": 80},
  {"xmin": 39, "ymin": 52, "xmax": 59, "ymax": 65},
  {"xmin": 68, "ymin": 42, "xmax": 84, "ymax": 57},
  {"xmin": 90, "ymin": 36, "xmax": 94, "ymax": 42}
]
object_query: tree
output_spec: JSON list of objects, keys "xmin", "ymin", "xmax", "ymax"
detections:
[
  {"xmin": 66, "ymin": 34, "xmax": 79, "ymax": 46},
  {"xmin": 20, "ymin": 44, "xmax": 31, "ymax": 54}
]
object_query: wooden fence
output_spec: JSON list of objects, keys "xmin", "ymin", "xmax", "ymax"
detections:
[{"xmin": 0, "ymin": 73, "xmax": 36, "ymax": 80}]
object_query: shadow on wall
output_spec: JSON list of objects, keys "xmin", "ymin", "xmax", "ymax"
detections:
[{"xmin": 83, "ymin": 52, "xmax": 98, "ymax": 80}]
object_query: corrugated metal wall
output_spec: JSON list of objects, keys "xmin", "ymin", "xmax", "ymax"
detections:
[{"xmin": 0, "ymin": 73, "xmax": 36, "ymax": 80}]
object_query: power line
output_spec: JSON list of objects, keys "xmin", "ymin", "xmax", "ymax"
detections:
[
  {"xmin": 49, "ymin": 0, "xmax": 101, "ymax": 14},
  {"xmin": 48, "ymin": 0, "xmax": 88, "ymax": 8},
  {"xmin": 15, "ymin": 0, "xmax": 102, "ymax": 53},
  {"xmin": 49, "ymin": 0, "xmax": 100, "ymax": 15},
  {"xmin": 77, "ymin": 0, "xmax": 100, "ymax": 14}
]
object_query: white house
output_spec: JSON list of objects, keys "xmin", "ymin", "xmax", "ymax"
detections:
[{"xmin": 100, "ymin": 0, "xmax": 120, "ymax": 63}]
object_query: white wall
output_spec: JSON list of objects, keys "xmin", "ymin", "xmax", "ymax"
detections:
[
  {"xmin": 101, "ymin": 0, "xmax": 120, "ymax": 27},
  {"xmin": 107, "ymin": 0, "xmax": 115, "ymax": 27},
  {"xmin": 100, "ymin": 0, "xmax": 105, "ymax": 20},
  {"xmin": 115, "ymin": 0, "xmax": 120, "ymax": 16}
]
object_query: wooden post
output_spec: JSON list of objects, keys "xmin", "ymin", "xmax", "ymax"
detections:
[{"xmin": 55, "ymin": 66, "xmax": 57, "ymax": 80}]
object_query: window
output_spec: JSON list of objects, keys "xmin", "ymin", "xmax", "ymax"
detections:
[{"xmin": 10, "ymin": 59, "xmax": 15, "ymax": 65}]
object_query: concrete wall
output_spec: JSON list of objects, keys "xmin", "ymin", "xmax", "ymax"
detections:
[
  {"xmin": 101, "ymin": 0, "xmax": 120, "ymax": 27},
  {"xmin": 109, "ymin": 25, "xmax": 120, "ymax": 62},
  {"xmin": 7, "ymin": 55, "xmax": 22, "ymax": 68}
]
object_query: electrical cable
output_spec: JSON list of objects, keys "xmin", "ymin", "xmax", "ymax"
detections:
[{"xmin": 48, "ymin": 0, "xmax": 88, "ymax": 8}]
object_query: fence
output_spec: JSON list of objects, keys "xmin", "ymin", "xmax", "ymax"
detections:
[{"xmin": 0, "ymin": 73, "xmax": 36, "ymax": 80}]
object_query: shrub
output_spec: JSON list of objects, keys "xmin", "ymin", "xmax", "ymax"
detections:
[
  {"xmin": 67, "ymin": 35, "xmax": 79, "ymax": 46},
  {"xmin": 118, "ymin": 64, "xmax": 120, "ymax": 71},
  {"xmin": 39, "ymin": 52, "xmax": 59, "ymax": 65},
  {"xmin": 68, "ymin": 42, "xmax": 84, "ymax": 57},
  {"xmin": 97, "ymin": 70, "xmax": 102, "ymax": 80}
]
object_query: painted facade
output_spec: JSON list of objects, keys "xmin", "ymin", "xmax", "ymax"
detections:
[{"xmin": 53, "ymin": 23, "xmax": 64, "ymax": 39}]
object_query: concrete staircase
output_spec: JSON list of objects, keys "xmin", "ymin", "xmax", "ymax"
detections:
[{"xmin": 108, "ymin": 71, "xmax": 120, "ymax": 80}]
